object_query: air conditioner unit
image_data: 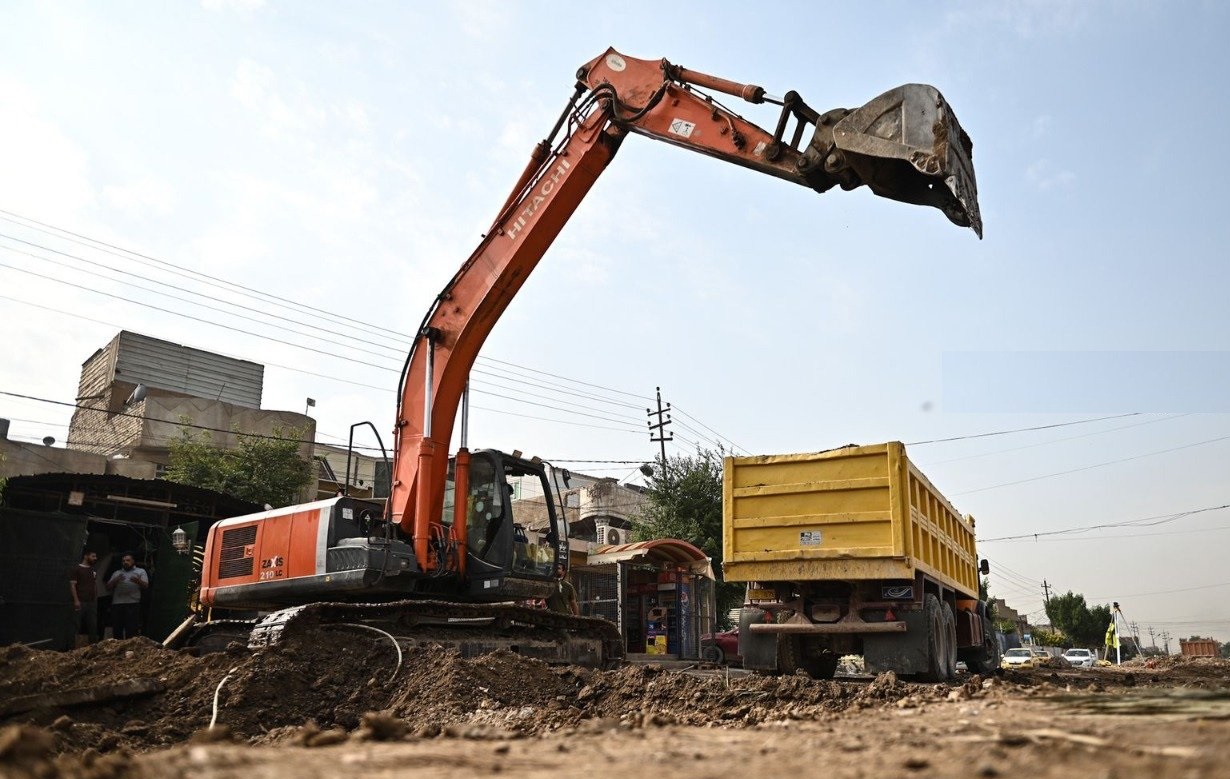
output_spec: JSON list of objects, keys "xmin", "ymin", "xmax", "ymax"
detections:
[{"xmin": 597, "ymin": 521, "xmax": 623, "ymax": 546}]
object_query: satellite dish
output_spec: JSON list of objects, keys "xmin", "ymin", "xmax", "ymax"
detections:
[
  {"xmin": 125, "ymin": 384, "xmax": 148, "ymax": 405},
  {"xmin": 41, "ymin": 436, "xmax": 55, "ymax": 447}
]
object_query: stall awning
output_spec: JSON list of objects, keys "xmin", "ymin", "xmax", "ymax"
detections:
[{"xmin": 586, "ymin": 538, "xmax": 714, "ymax": 579}]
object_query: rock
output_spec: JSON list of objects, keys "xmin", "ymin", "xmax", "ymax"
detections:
[
  {"xmin": 904, "ymin": 756, "xmax": 929, "ymax": 770},
  {"xmin": 356, "ymin": 712, "xmax": 408, "ymax": 742},
  {"xmin": 0, "ymin": 725, "xmax": 54, "ymax": 762},
  {"xmin": 51, "ymin": 715, "xmax": 74, "ymax": 732},
  {"xmin": 305, "ymin": 729, "xmax": 349, "ymax": 747},
  {"xmin": 190, "ymin": 725, "xmax": 235, "ymax": 744}
]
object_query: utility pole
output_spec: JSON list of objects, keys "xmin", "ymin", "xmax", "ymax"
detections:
[
  {"xmin": 1160, "ymin": 630, "xmax": 1171, "ymax": 655},
  {"xmin": 646, "ymin": 386, "xmax": 673, "ymax": 482},
  {"xmin": 1148, "ymin": 626, "xmax": 1157, "ymax": 649},
  {"xmin": 1041, "ymin": 580, "xmax": 1052, "ymax": 604}
]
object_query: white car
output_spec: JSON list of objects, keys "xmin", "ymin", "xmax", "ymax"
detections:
[{"xmin": 1062, "ymin": 648, "xmax": 1095, "ymax": 668}]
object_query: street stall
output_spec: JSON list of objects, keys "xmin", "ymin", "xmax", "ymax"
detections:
[{"xmin": 579, "ymin": 539, "xmax": 715, "ymax": 660}]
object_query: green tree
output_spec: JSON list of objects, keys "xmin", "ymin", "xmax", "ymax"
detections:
[
  {"xmin": 1221, "ymin": 642, "xmax": 1230, "ymax": 659},
  {"xmin": 1032, "ymin": 627, "xmax": 1065, "ymax": 647},
  {"xmin": 166, "ymin": 425, "xmax": 313, "ymax": 508},
  {"xmin": 1045, "ymin": 591, "xmax": 1112, "ymax": 649},
  {"xmin": 633, "ymin": 448, "xmax": 743, "ymax": 625}
]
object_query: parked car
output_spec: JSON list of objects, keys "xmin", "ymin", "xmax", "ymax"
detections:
[
  {"xmin": 1062, "ymin": 648, "xmax": 1095, "ymax": 668},
  {"xmin": 1000, "ymin": 647, "xmax": 1036, "ymax": 669},
  {"xmin": 701, "ymin": 627, "xmax": 740, "ymax": 664}
]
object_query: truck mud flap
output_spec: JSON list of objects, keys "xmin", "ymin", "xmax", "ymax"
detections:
[
  {"xmin": 863, "ymin": 605, "xmax": 930, "ymax": 676},
  {"xmin": 738, "ymin": 607, "xmax": 778, "ymax": 672}
]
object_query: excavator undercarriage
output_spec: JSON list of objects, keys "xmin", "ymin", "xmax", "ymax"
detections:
[{"xmin": 183, "ymin": 600, "xmax": 624, "ymax": 669}]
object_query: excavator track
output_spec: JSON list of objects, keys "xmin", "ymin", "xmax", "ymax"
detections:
[{"xmin": 203, "ymin": 600, "xmax": 625, "ymax": 669}]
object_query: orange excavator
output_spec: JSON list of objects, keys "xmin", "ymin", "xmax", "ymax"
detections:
[{"xmin": 185, "ymin": 48, "xmax": 982, "ymax": 666}]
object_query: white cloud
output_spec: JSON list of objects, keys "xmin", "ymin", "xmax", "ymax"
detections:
[
  {"xmin": 1025, "ymin": 158, "xmax": 1076, "ymax": 191},
  {"xmin": 1032, "ymin": 114, "xmax": 1055, "ymax": 138},
  {"xmin": 102, "ymin": 178, "xmax": 177, "ymax": 217},
  {"xmin": 944, "ymin": 1, "xmax": 1093, "ymax": 38},
  {"xmin": 452, "ymin": 1, "xmax": 513, "ymax": 40},
  {"xmin": 201, "ymin": 0, "xmax": 265, "ymax": 13},
  {"xmin": 0, "ymin": 78, "xmax": 96, "ymax": 221}
]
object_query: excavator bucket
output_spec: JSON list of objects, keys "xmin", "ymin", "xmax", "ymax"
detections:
[{"xmin": 832, "ymin": 84, "xmax": 982, "ymax": 237}]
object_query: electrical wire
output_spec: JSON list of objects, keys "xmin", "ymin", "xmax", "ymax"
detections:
[
  {"xmin": 926, "ymin": 413, "xmax": 1193, "ymax": 465},
  {"xmin": 979, "ymin": 503, "xmax": 1230, "ymax": 542},
  {"xmin": 0, "ymin": 208, "xmax": 416, "ymax": 345},
  {"xmin": 954, "ymin": 433, "xmax": 1230, "ymax": 495},
  {"xmin": 907, "ymin": 413, "xmax": 1142, "ymax": 446},
  {"xmin": 0, "ymin": 237, "xmax": 408, "ymax": 358}
]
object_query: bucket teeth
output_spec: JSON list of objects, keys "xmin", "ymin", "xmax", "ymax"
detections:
[{"xmin": 832, "ymin": 84, "xmax": 982, "ymax": 237}]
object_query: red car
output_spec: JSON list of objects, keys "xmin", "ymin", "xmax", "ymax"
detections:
[{"xmin": 700, "ymin": 627, "xmax": 741, "ymax": 664}]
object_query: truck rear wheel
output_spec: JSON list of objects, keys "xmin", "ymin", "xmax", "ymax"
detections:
[
  {"xmin": 964, "ymin": 615, "xmax": 1001, "ymax": 674},
  {"xmin": 777, "ymin": 634, "xmax": 839, "ymax": 679},
  {"xmin": 919, "ymin": 594, "xmax": 949, "ymax": 682},
  {"xmin": 940, "ymin": 601, "xmax": 958, "ymax": 677}
]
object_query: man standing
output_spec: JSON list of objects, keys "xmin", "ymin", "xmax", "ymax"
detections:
[
  {"xmin": 68, "ymin": 551, "xmax": 99, "ymax": 646},
  {"xmin": 105, "ymin": 554, "xmax": 148, "ymax": 639},
  {"xmin": 545, "ymin": 563, "xmax": 579, "ymax": 616}
]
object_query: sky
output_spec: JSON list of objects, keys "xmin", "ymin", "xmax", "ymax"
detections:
[{"xmin": 2, "ymin": 1, "xmax": 1228, "ymax": 648}]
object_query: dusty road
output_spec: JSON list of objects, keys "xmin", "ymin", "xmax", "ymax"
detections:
[{"xmin": 2, "ymin": 636, "xmax": 1227, "ymax": 778}]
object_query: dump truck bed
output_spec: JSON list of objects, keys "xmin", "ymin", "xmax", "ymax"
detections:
[{"xmin": 722, "ymin": 442, "xmax": 978, "ymax": 598}]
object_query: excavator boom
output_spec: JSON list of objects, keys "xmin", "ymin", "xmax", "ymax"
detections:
[
  {"xmin": 392, "ymin": 48, "xmax": 983, "ymax": 551},
  {"xmin": 195, "ymin": 48, "xmax": 982, "ymax": 670}
]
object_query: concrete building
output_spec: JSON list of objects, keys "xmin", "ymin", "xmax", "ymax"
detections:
[
  {"xmin": 65, "ymin": 332, "xmax": 314, "ymax": 481},
  {"xmin": 512, "ymin": 472, "xmax": 649, "ymax": 543},
  {"xmin": 0, "ymin": 418, "xmax": 156, "ymax": 481},
  {"xmin": 314, "ymin": 442, "xmax": 390, "ymax": 500}
]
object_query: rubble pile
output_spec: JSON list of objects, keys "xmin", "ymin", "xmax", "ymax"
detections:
[{"xmin": 3, "ymin": 633, "xmax": 1226, "ymax": 758}]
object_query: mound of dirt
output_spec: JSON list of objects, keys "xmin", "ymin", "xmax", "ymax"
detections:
[{"xmin": 14, "ymin": 630, "xmax": 1224, "ymax": 758}]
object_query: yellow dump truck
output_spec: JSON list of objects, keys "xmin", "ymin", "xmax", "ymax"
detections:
[{"xmin": 723, "ymin": 442, "xmax": 999, "ymax": 680}]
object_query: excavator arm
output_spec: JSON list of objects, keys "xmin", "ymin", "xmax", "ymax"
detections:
[{"xmin": 390, "ymin": 48, "xmax": 982, "ymax": 569}]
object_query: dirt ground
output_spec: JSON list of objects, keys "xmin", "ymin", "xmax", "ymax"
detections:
[{"xmin": 2, "ymin": 634, "xmax": 1228, "ymax": 778}]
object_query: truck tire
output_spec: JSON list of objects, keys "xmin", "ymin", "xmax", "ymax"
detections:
[
  {"xmin": 940, "ymin": 601, "xmax": 958, "ymax": 678},
  {"xmin": 965, "ymin": 616, "xmax": 1001, "ymax": 674},
  {"xmin": 919, "ymin": 594, "xmax": 949, "ymax": 682},
  {"xmin": 777, "ymin": 634, "xmax": 839, "ymax": 679}
]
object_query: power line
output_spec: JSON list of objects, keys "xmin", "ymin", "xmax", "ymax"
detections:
[
  {"xmin": 0, "ymin": 208, "xmax": 416, "ymax": 345},
  {"xmin": 0, "ymin": 260, "xmax": 400, "ymax": 373},
  {"xmin": 979, "ymin": 503, "xmax": 1230, "ymax": 542},
  {"xmin": 926, "ymin": 413, "xmax": 1193, "ymax": 465},
  {"xmin": 1089, "ymin": 580, "xmax": 1230, "ymax": 600},
  {"xmin": 0, "ymin": 295, "xmax": 657, "ymax": 433},
  {"xmin": 954, "ymin": 433, "xmax": 1230, "ymax": 495},
  {"xmin": 906, "ymin": 413, "xmax": 1142, "ymax": 446},
  {"xmin": 1001, "ymin": 524, "xmax": 1230, "ymax": 543},
  {"xmin": 0, "ymin": 236, "xmax": 408, "ymax": 358}
]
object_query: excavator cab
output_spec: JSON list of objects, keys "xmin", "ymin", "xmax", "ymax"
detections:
[{"xmin": 456, "ymin": 449, "xmax": 568, "ymax": 600}]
